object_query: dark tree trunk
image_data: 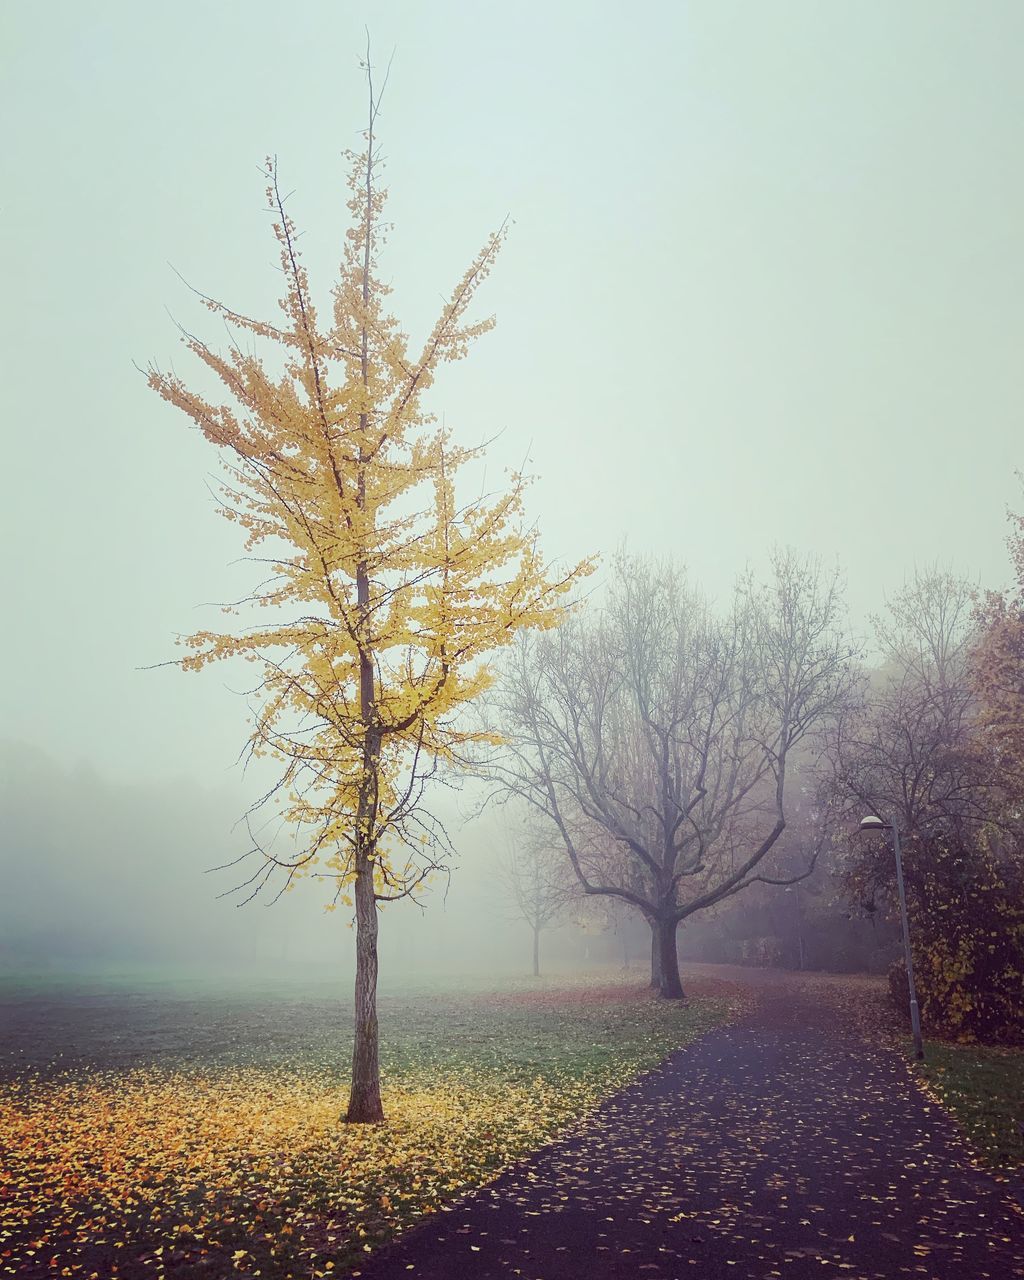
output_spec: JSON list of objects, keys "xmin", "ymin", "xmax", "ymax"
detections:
[
  {"xmin": 650, "ymin": 920, "xmax": 663, "ymax": 990},
  {"xmin": 346, "ymin": 854, "xmax": 384, "ymax": 1123},
  {"xmin": 532, "ymin": 925, "xmax": 541, "ymax": 977},
  {"xmin": 795, "ymin": 886, "xmax": 806, "ymax": 971},
  {"xmin": 656, "ymin": 916, "xmax": 685, "ymax": 1000},
  {"xmin": 345, "ymin": 104, "xmax": 385, "ymax": 1128}
]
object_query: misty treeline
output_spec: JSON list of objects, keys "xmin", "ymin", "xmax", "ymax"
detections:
[
  {"xmin": 0, "ymin": 746, "xmax": 301, "ymax": 969},
  {"xmin": 485, "ymin": 545, "xmax": 1024, "ymax": 1041}
]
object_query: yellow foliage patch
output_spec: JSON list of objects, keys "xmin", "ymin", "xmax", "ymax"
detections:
[{"xmin": 0, "ymin": 1066, "xmax": 620, "ymax": 1277}]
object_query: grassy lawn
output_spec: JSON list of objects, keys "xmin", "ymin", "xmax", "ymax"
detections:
[
  {"xmin": 0, "ymin": 971, "xmax": 733, "ymax": 1279},
  {"xmin": 914, "ymin": 1039, "xmax": 1024, "ymax": 1174}
]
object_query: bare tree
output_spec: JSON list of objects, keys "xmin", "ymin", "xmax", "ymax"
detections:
[
  {"xmin": 830, "ymin": 569, "xmax": 992, "ymax": 839},
  {"xmin": 494, "ymin": 815, "xmax": 578, "ymax": 976},
  {"xmin": 827, "ymin": 568, "xmax": 1020, "ymax": 910},
  {"xmin": 572, "ymin": 891, "xmax": 651, "ymax": 975},
  {"xmin": 484, "ymin": 551, "xmax": 856, "ymax": 998}
]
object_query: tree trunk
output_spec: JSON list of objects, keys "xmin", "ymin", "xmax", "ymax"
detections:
[
  {"xmin": 795, "ymin": 885, "xmax": 806, "ymax": 971},
  {"xmin": 532, "ymin": 925, "xmax": 540, "ymax": 977},
  {"xmin": 345, "ymin": 92, "xmax": 384, "ymax": 1128},
  {"xmin": 656, "ymin": 916, "xmax": 685, "ymax": 1000},
  {"xmin": 345, "ymin": 854, "xmax": 384, "ymax": 1123},
  {"xmin": 650, "ymin": 921, "xmax": 663, "ymax": 990}
]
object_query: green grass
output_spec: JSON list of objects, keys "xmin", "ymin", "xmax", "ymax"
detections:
[
  {"xmin": 379, "ymin": 984, "xmax": 731, "ymax": 1084},
  {"xmin": 0, "ymin": 966, "xmax": 730, "ymax": 1082},
  {"xmin": 915, "ymin": 1040, "xmax": 1024, "ymax": 1172}
]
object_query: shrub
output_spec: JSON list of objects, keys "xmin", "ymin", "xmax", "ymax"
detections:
[{"xmin": 887, "ymin": 836, "xmax": 1024, "ymax": 1044}]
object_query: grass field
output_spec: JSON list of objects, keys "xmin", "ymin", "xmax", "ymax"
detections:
[
  {"xmin": 914, "ymin": 1039, "xmax": 1024, "ymax": 1173},
  {"xmin": 0, "ymin": 968, "xmax": 735, "ymax": 1279}
]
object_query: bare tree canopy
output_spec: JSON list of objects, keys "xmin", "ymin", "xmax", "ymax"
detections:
[
  {"xmin": 484, "ymin": 551, "xmax": 856, "ymax": 998},
  {"xmin": 830, "ymin": 569, "xmax": 992, "ymax": 838}
]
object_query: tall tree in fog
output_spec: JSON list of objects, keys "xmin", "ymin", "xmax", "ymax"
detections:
[
  {"xmin": 488, "ymin": 553, "xmax": 855, "ymax": 998},
  {"xmin": 147, "ymin": 73, "xmax": 591, "ymax": 1122},
  {"xmin": 495, "ymin": 818, "xmax": 577, "ymax": 976},
  {"xmin": 830, "ymin": 569, "xmax": 986, "ymax": 836}
]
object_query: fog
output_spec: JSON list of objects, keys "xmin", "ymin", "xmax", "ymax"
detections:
[
  {"xmin": 0, "ymin": 740, "xmax": 596, "ymax": 979},
  {"xmin": 3, "ymin": 1, "xmax": 1022, "ymax": 982}
]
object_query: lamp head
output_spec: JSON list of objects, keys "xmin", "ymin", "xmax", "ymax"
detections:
[{"xmin": 858, "ymin": 814, "xmax": 889, "ymax": 834}]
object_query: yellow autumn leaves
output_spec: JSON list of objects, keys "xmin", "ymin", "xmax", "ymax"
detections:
[
  {"xmin": 0, "ymin": 1065, "xmax": 625, "ymax": 1278},
  {"xmin": 147, "ymin": 141, "xmax": 593, "ymax": 904},
  {"xmin": 0, "ymin": 978, "xmax": 734, "ymax": 1276}
]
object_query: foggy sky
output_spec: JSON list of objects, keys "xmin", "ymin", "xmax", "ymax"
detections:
[
  {"xmin": 3, "ymin": 3, "xmax": 1022, "ymax": 967},
  {"xmin": 0, "ymin": 741, "xmax": 553, "ymax": 976}
]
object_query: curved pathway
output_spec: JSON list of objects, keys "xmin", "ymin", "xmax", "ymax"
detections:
[{"xmin": 358, "ymin": 975, "xmax": 1023, "ymax": 1279}]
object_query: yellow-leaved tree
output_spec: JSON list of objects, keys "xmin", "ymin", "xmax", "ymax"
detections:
[{"xmin": 148, "ymin": 78, "xmax": 593, "ymax": 1122}]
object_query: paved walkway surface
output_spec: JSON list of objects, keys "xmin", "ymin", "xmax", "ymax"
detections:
[{"xmin": 358, "ymin": 976, "xmax": 1024, "ymax": 1280}]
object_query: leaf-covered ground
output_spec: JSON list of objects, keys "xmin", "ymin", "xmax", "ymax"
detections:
[{"xmin": 0, "ymin": 970, "xmax": 735, "ymax": 1279}]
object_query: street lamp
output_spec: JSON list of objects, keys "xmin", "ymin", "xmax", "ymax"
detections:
[{"xmin": 858, "ymin": 814, "xmax": 924, "ymax": 1060}]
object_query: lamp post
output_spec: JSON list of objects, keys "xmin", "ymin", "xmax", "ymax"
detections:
[{"xmin": 858, "ymin": 814, "xmax": 924, "ymax": 1060}]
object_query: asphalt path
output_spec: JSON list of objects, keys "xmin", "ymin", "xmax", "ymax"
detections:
[{"xmin": 356, "ymin": 977, "xmax": 1024, "ymax": 1280}]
